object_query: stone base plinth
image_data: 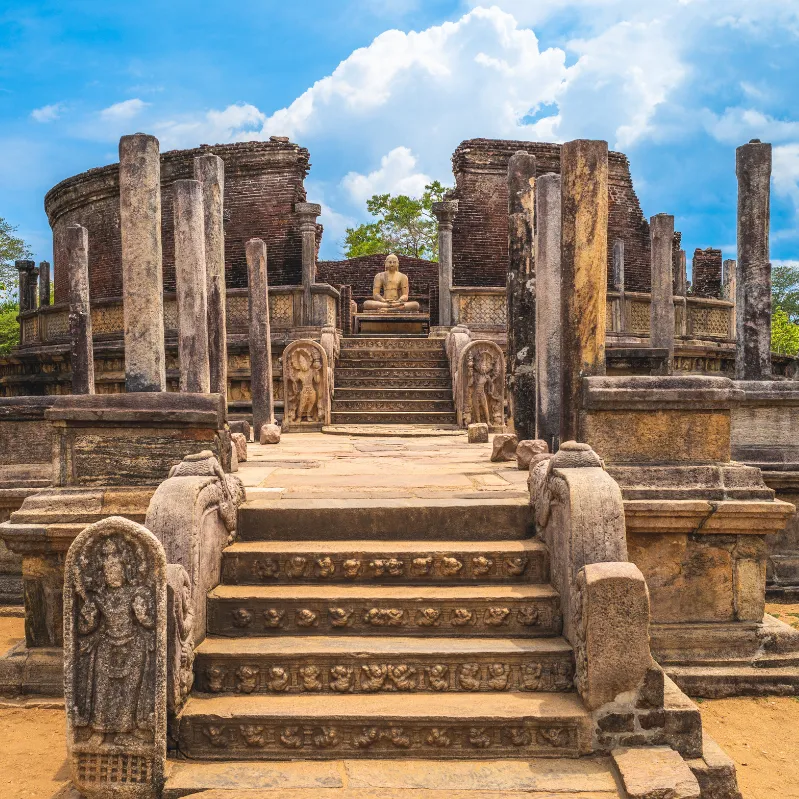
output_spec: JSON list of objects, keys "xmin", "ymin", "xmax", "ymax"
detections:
[{"xmin": 354, "ymin": 313, "xmax": 429, "ymax": 335}]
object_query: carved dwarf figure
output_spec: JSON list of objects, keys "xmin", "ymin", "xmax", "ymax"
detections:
[
  {"xmin": 288, "ymin": 348, "xmax": 321, "ymax": 423},
  {"xmin": 363, "ymin": 254, "xmax": 420, "ymax": 312},
  {"xmin": 467, "ymin": 348, "xmax": 502, "ymax": 426}
]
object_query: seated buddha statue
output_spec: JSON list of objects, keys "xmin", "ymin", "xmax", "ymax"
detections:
[{"xmin": 362, "ymin": 254, "xmax": 420, "ymax": 313}]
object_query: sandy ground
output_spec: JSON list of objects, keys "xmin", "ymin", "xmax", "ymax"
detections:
[{"xmin": 0, "ymin": 614, "xmax": 24, "ymax": 655}]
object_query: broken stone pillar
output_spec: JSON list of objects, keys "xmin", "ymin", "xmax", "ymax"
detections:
[
  {"xmin": 723, "ymin": 258, "xmax": 737, "ymax": 339},
  {"xmin": 194, "ymin": 154, "xmax": 228, "ymax": 398},
  {"xmin": 560, "ymin": 140, "xmax": 609, "ymax": 442},
  {"xmin": 39, "ymin": 260, "xmax": 50, "ymax": 306},
  {"xmin": 66, "ymin": 224, "xmax": 95, "ymax": 395},
  {"xmin": 507, "ymin": 152, "xmax": 536, "ymax": 440},
  {"xmin": 432, "ymin": 200, "xmax": 458, "ymax": 327},
  {"xmin": 15, "ymin": 260, "xmax": 37, "ymax": 312},
  {"xmin": 675, "ymin": 249, "xmax": 688, "ymax": 336},
  {"xmin": 611, "ymin": 240, "xmax": 626, "ymax": 332},
  {"xmin": 173, "ymin": 178, "xmax": 211, "ymax": 393},
  {"xmin": 535, "ymin": 173, "xmax": 562, "ymax": 453},
  {"xmin": 246, "ymin": 238, "xmax": 274, "ymax": 436},
  {"xmin": 736, "ymin": 140, "xmax": 772, "ymax": 380},
  {"xmin": 296, "ymin": 202, "xmax": 321, "ymax": 326},
  {"xmin": 649, "ymin": 213, "xmax": 675, "ymax": 370},
  {"xmin": 119, "ymin": 133, "xmax": 166, "ymax": 392}
]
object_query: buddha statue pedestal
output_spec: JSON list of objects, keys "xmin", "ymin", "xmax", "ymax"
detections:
[{"xmin": 355, "ymin": 312, "xmax": 429, "ymax": 335}]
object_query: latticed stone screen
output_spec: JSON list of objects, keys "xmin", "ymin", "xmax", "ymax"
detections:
[
  {"xmin": 76, "ymin": 752, "xmax": 152, "ymax": 785},
  {"xmin": 91, "ymin": 304, "xmax": 124, "ymax": 335},
  {"xmin": 628, "ymin": 301, "xmax": 650, "ymax": 334},
  {"xmin": 458, "ymin": 293, "xmax": 507, "ymax": 327},
  {"xmin": 270, "ymin": 294, "xmax": 294, "ymax": 328},
  {"xmin": 690, "ymin": 306, "xmax": 730, "ymax": 338},
  {"xmin": 44, "ymin": 311, "xmax": 69, "ymax": 340}
]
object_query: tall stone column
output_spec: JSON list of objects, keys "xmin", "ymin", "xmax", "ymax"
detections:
[
  {"xmin": 246, "ymin": 238, "xmax": 274, "ymax": 436},
  {"xmin": 432, "ymin": 200, "xmax": 458, "ymax": 327},
  {"xmin": 649, "ymin": 213, "xmax": 675, "ymax": 370},
  {"xmin": 195, "ymin": 154, "xmax": 228, "ymax": 398},
  {"xmin": 736, "ymin": 140, "xmax": 772, "ymax": 380},
  {"xmin": 612, "ymin": 240, "xmax": 626, "ymax": 332},
  {"xmin": 66, "ymin": 224, "xmax": 94, "ymax": 395},
  {"xmin": 39, "ymin": 261, "xmax": 51, "ymax": 307},
  {"xmin": 535, "ymin": 173, "xmax": 562, "ymax": 453},
  {"xmin": 296, "ymin": 203, "xmax": 321, "ymax": 326},
  {"xmin": 507, "ymin": 152, "xmax": 537, "ymax": 440},
  {"xmin": 15, "ymin": 261, "xmax": 35, "ymax": 312},
  {"xmin": 119, "ymin": 133, "xmax": 166, "ymax": 392},
  {"xmin": 560, "ymin": 140, "xmax": 608, "ymax": 443},
  {"xmin": 173, "ymin": 179, "xmax": 211, "ymax": 393},
  {"xmin": 723, "ymin": 258, "xmax": 737, "ymax": 339}
]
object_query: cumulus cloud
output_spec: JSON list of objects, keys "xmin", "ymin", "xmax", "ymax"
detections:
[
  {"xmin": 154, "ymin": 103, "xmax": 266, "ymax": 150},
  {"xmin": 704, "ymin": 108, "xmax": 799, "ymax": 146},
  {"xmin": 773, "ymin": 144, "xmax": 799, "ymax": 211},
  {"xmin": 342, "ymin": 147, "xmax": 431, "ymax": 204},
  {"xmin": 100, "ymin": 98, "xmax": 149, "ymax": 121},
  {"xmin": 31, "ymin": 103, "xmax": 64, "ymax": 123}
]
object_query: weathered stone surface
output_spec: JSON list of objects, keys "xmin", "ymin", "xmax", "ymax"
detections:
[
  {"xmin": 491, "ymin": 433, "xmax": 519, "ymax": 462},
  {"xmin": 119, "ymin": 133, "xmax": 166, "ymax": 393},
  {"xmin": 194, "ymin": 154, "xmax": 228, "ymax": 397},
  {"xmin": 167, "ymin": 562, "xmax": 195, "ymax": 727},
  {"xmin": 686, "ymin": 734, "xmax": 743, "ymax": 799},
  {"xmin": 229, "ymin": 420, "xmax": 251, "ymax": 441},
  {"xmin": 468, "ymin": 423, "xmax": 489, "ymax": 444},
  {"xmin": 246, "ymin": 238, "xmax": 274, "ymax": 436},
  {"xmin": 432, "ymin": 200, "xmax": 458, "ymax": 326},
  {"xmin": 64, "ymin": 516, "xmax": 167, "ymax": 798},
  {"xmin": 260, "ymin": 423, "xmax": 282, "ymax": 445},
  {"xmin": 612, "ymin": 746, "xmax": 700, "ymax": 799},
  {"xmin": 560, "ymin": 140, "xmax": 608, "ymax": 442},
  {"xmin": 735, "ymin": 140, "xmax": 772, "ymax": 380},
  {"xmin": 173, "ymin": 178, "xmax": 211, "ymax": 393},
  {"xmin": 458, "ymin": 340, "xmax": 505, "ymax": 431},
  {"xmin": 516, "ymin": 439, "xmax": 549, "ymax": 470},
  {"xmin": 507, "ymin": 152, "xmax": 536, "ymax": 441},
  {"xmin": 296, "ymin": 203, "xmax": 321, "ymax": 325},
  {"xmin": 534, "ymin": 173, "xmax": 562, "ymax": 452},
  {"xmin": 574, "ymin": 562, "xmax": 651, "ymax": 710},
  {"xmin": 282, "ymin": 340, "xmax": 330, "ymax": 431},
  {"xmin": 649, "ymin": 213, "xmax": 675, "ymax": 370},
  {"xmin": 231, "ymin": 433, "xmax": 248, "ymax": 463},
  {"xmin": 66, "ymin": 223, "xmax": 95, "ymax": 395}
]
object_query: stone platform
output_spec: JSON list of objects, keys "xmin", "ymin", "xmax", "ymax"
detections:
[{"xmin": 354, "ymin": 313, "xmax": 429, "ymax": 335}]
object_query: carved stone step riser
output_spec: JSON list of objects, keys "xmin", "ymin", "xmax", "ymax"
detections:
[
  {"xmin": 338, "ymin": 359, "xmax": 449, "ymax": 368},
  {"xmin": 222, "ymin": 550, "xmax": 549, "ymax": 585},
  {"xmin": 335, "ymin": 382, "xmax": 453, "ymax": 392},
  {"xmin": 334, "ymin": 390, "xmax": 453, "ymax": 401},
  {"xmin": 340, "ymin": 340, "xmax": 446, "ymax": 351},
  {"xmin": 330, "ymin": 413, "xmax": 458, "ymax": 425},
  {"xmin": 336, "ymin": 370, "xmax": 451, "ymax": 380},
  {"xmin": 177, "ymin": 720, "xmax": 584, "ymax": 760},
  {"xmin": 194, "ymin": 655, "xmax": 575, "ymax": 695},
  {"xmin": 207, "ymin": 599, "xmax": 562, "ymax": 638},
  {"xmin": 332, "ymin": 401, "xmax": 456, "ymax": 413}
]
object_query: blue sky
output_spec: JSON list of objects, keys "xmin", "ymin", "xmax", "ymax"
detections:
[{"xmin": 2, "ymin": 0, "xmax": 799, "ymax": 268}]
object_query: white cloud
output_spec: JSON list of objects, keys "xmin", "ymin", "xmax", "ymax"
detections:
[
  {"xmin": 154, "ymin": 103, "xmax": 266, "ymax": 150},
  {"xmin": 773, "ymin": 144, "xmax": 799, "ymax": 211},
  {"xmin": 100, "ymin": 98, "xmax": 149, "ymax": 121},
  {"xmin": 342, "ymin": 147, "xmax": 431, "ymax": 204},
  {"xmin": 704, "ymin": 108, "xmax": 799, "ymax": 146},
  {"xmin": 31, "ymin": 103, "xmax": 64, "ymax": 123}
]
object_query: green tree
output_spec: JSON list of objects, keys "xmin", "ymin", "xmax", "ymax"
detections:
[
  {"xmin": 0, "ymin": 300, "xmax": 20, "ymax": 355},
  {"xmin": 772, "ymin": 307, "xmax": 799, "ymax": 356},
  {"xmin": 772, "ymin": 263, "xmax": 799, "ymax": 322},
  {"xmin": 1, "ymin": 216, "xmax": 32, "ymax": 303},
  {"xmin": 343, "ymin": 181, "xmax": 451, "ymax": 260}
]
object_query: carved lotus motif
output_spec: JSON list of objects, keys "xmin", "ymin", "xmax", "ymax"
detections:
[
  {"xmin": 458, "ymin": 663, "xmax": 482, "ymax": 691},
  {"xmin": 342, "ymin": 559, "xmax": 362, "ymax": 578},
  {"xmin": 426, "ymin": 727, "xmax": 452, "ymax": 747},
  {"xmin": 330, "ymin": 665, "xmax": 354, "ymax": 693},
  {"xmin": 329, "ymin": 607, "xmax": 353, "ymax": 627},
  {"xmin": 298, "ymin": 665, "xmax": 322, "ymax": 691},
  {"xmin": 451, "ymin": 608, "xmax": 474, "ymax": 626},
  {"xmin": 286, "ymin": 556, "xmax": 308, "ymax": 578},
  {"xmin": 279, "ymin": 726, "xmax": 304, "ymax": 748},
  {"xmin": 296, "ymin": 609, "xmax": 318, "ymax": 627},
  {"xmin": 485, "ymin": 607, "xmax": 511, "ymax": 626},
  {"xmin": 471, "ymin": 556, "xmax": 493, "ymax": 576},
  {"xmin": 426, "ymin": 664, "xmax": 449, "ymax": 691},
  {"xmin": 231, "ymin": 608, "xmax": 253, "ymax": 628},
  {"xmin": 411, "ymin": 557, "xmax": 433, "ymax": 575},
  {"xmin": 266, "ymin": 666, "xmax": 290, "ymax": 692},
  {"xmin": 417, "ymin": 608, "xmax": 441, "ymax": 627},
  {"xmin": 235, "ymin": 665, "xmax": 259, "ymax": 694},
  {"xmin": 316, "ymin": 557, "xmax": 335, "ymax": 578},
  {"xmin": 487, "ymin": 663, "xmax": 510, "ymax": 690},
  {"xmin": 469, "ymin": 727, "xmax": 492, "ymax": 748},
  {"xmin": 263, "ymin": 609, "xmax": 285, "ymax": 628},
  {"xmin": 505, "ymin": 557, "xmax": 529, "ymax": 576},
  {"xmin": 205, "ymin": 665, "xmax": 226, "ymax": 693},
  {"xmin": 439, "ymin": 557, "xmax": 463, "ymax": 576},
  {"xmin": 240, "ymin": 724, "xmax": 265, "ymax": 747},
  {"xmin": 253, "ymin": 558, "xmax": 279, "ymax": 580}
]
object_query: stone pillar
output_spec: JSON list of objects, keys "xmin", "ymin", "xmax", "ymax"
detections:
[
  {"xmin": 246, "ymin": 238, "xmax": 274, "ymax": 436},
  {"xmin": 38, "ymin": 261, "xmax": 50, "ymax": 307},
  {"xmin": 296, "ymin": 203, "xmax": 321, "ymax": 326},
  {"xmin": 195, "ymin": 154, "xmax": 228, "ymax": 398},
  {"xmin": 724, "ymin": 258, "xmax": 737, "ymax": 339},
  {"xmin": 675, "ymin": 250, "xmax": 687, "ymax": 296},
  {"xmin": 507, "ymin": 152, "xmax": 537, "ymax": 440},
  {"xmin": 66, "ymin": 224, "xmax": 94, "ymax": 395},
  {"xmin": 560, "ymin": 140, "xmax": 609, "ymax": 443},
  {"xmin": 432, "ymin": 200, "xmax": 458, "ymax": 327},
  {"xmin": 649, "ymin": 213, "xmax": 675, "ymax": 369},
  {"xmin": 612, "ymin": 239, "xmax": 626, "ymax": 332},
  {"xmin": 119, "ymin": 133, "xmax": 166, "ymax": 392},
  {"xmin": 173, "ymin": 179, "xmax": 211, "ymax": 393},
  {"xmin": 535, "ymin": 173, "xmax": 562, "ymax": 453},
  {"xmin": 15, "ymin": 261, "xmax": 35, "ymax": 312},
  {"xmin": 736, "ymin": 140, "xmax": 772, "ymax": 380}
]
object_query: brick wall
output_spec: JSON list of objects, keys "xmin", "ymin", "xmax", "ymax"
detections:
[
  {"xmin": 449, "ymin": 139, "xmax": 652, "ymax": 291},
  {"xmin": 691, "ymin": 248, "xmax": 723, "ymax": 298},
  {"xmin": 46, "ymin": 139, "xmax": 310, "ymax": 303}
]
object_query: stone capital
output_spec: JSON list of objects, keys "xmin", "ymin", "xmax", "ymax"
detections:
[
  {"xmin": 295, "ymin": 202, "xmax": 322, "ymax": 230},
  {"xmin": 15, "ymin": 259, "xmax": 36, "ymax": 274},
  {"xmin": 432, "ymin": 199, "xmax": 459, "ymax": 227}
]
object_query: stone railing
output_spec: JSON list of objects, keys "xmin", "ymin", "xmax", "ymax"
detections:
[
  {"xmin": 450, "ymin": 287, "xmax": 507, "ymax": 331},
  {"xmin": 17, "ymin": 284, "xmax": 341, "ymax": 347}
]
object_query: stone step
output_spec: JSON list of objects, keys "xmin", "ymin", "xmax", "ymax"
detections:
[
  {"xmin": 206, "ymin": 584, "xmax": 561, "ymax": 638},
  {"xmin": 237, "ymin": 498, "xmax": 533, "ymax": 542},
  {"xmin": 193, "ymin": 635, "xmax": 574, "ymax": 695},
  {"xmin": 176, "ymin": 692, "xmax": 592, "ymax": 760},
  {"xmin": 334, "ymin": 388, "xmax": 453, "ymax": 401},
  {"xmin": 667, "ymin": 663, "xmax": 799, "ymax": 698},
  {"xmin": 331, "ymin": 399, "xmax": 456, "ymax": 413},
  {"xmin": 337, "ymin": 359, "xmax": 449, "ymax": 370},
  {"xmin": 340, "ymin": 338, "xmax": 446, "ymax": 351},
  {"xmin": 338, "ymin": 348, "xmax": 448, "ymax": 358},
  {"xmin": 163, "ymin": 756, "xmax": 624, "ymax": 798},
  {"xmin": 330, "ymin": 411, "xmax": 458, "ymax": 425},
  {"xmin": 336, "ymin": 368, "xmax": 451, "ymax": 381},
  {"xmin": 333, "ymin": 376, "xmax": 452, "ymax": 389},
  {"xmin": 221, "ymin": 539, "xmax": 549, "ymax": 585}
]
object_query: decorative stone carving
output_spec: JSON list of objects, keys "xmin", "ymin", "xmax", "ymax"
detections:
[
  {"xmin": 459, "ymin": 340, "xmax": 506, "ymax": 431},
  {"xmin": 166, "ymin": 564, "xmax": 194, "ymax": 722},
  {"xmin": 236, "ymin": 665, "xmax": 260, "ymax": 693},
  {"xmin": 281, "ymin": 339, "xmax": 331, "ymax": 431},
  {"xmin": 64, "ymin": 516, "xmax": 166, "ymax": 799}
]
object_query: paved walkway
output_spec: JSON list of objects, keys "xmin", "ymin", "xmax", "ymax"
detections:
[{"xmin": 237, "ymin": 431, "xmax": 529, "ymax": 501}]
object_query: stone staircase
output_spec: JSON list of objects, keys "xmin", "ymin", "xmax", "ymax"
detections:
[{"xmin": 331, "ymin": 337, "xmax": 456, "ymax": 425}]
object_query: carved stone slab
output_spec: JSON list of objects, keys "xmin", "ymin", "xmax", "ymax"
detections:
[
  {"xmin": 281, "ymin": 339, "xmax": 330, "ymax": 432},
  {"xmin": 64, "ymin": 516, "xmax": 167, "ymax": 799},
  {"xmin": 458, "ymin": 340, "xmax": 506, "ymax": 431}
]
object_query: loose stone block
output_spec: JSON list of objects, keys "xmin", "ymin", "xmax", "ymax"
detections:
[
  {"xmin": 231, "ymin": 432, "xmax": 248, "ymax": 463},
  {"xmin": 246, "ymin": 238, "xmax": 274, "ymax": 436},
  {"xmin": 66, "ymin": 223, "xmax": 95, "ymax": 395},
  {"xmin": 516, "ymin": 439, "xmax": 549, "ymax": 470},
  {"xmin": 119, "ymin": 133, "xmax": 166, "ymax": 392},
  {"xmin": 173, "ymin": 178, "xmax": 211, "ymax": 393},
  {"xmin": 612, "ymin": 746, "xmax": 700, "ymax": 799},
  {"xmin": 491, "ymin": 433, "xmax": 519, "ymax": 462},
  {"xmin": 260, "ymin": 423, "xmax": 281, "ymax": 444},
  {"xmin": 64, "ymin": 516, "xmax": 167, "ymax": 799},
  {"xmin": 228, "ymin": 420, "xmax": 251, "ymax": 441},
  {"xmin": 467, "ymin": 423, "xmax": 489, "ymax": 443}
]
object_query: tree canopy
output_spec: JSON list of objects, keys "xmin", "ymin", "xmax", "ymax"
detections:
[
  {"xmin": 0, "ymin": 216, "xmax": 31, "ymax": 304},
  {"xmin": 772, "ymin": 263, "xmax": 799, "ymax": 323},
  {"xmin": 342, "ymin": 181, "xmax": 451, "ymax": 261}
]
